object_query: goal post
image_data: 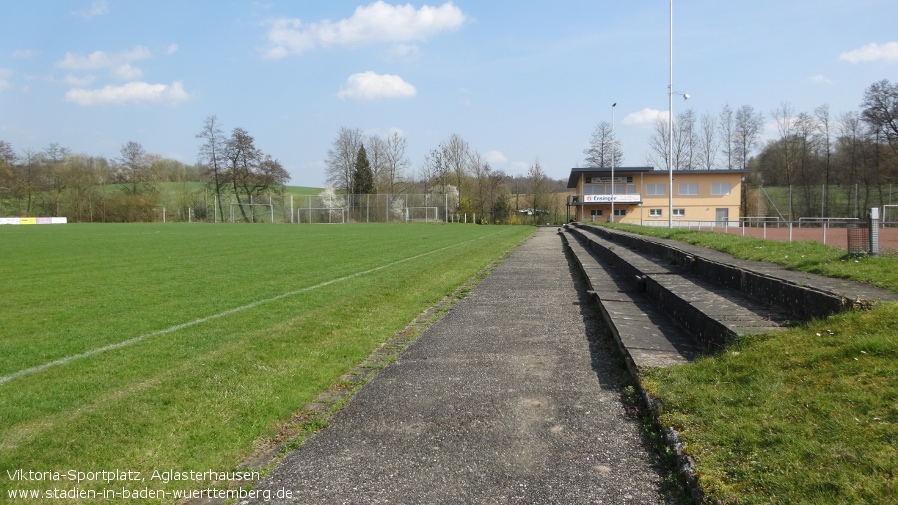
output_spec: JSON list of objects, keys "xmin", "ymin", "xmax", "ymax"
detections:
[
  {"xmin": 882, "ymin": 205, "xmax": 898, "ymax": 226},
  {"xmin": 404, "ymin": 206, "xmax": 439, "ymax": 223},
  {"xmin": 296, "ymin": 207, "xmax": 346, "ymax": 224}
]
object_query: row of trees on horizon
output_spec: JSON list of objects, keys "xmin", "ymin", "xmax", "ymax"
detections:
[
  {"xmin": 1, "ymin": 80, "xmax": 896, "ymax": 222},
  {"xmin": 322, "ymin": 127, "xmax": 566, "ymax": 225},
  {"xmin": 586, "ymin": 79, "xmax": 898, "ymax": 218}
]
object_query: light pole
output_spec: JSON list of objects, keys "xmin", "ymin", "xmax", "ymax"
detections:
[
  {"xmin": 667, "ymin": 0, "xmax": 689, "ymax": 227},
  {"xmin": 610, "ymin": 102, "xmax": 617, "ymax": 223},
  {"xmin": 668, "ymin": 0, "xmax": 674, "ymax": 228}
]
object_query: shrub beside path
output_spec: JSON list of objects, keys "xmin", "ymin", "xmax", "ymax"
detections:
[{"xmin": 241, "ymin": 227, "xmax": 670, "ymax": 504}]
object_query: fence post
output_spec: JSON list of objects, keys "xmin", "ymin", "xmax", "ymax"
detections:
[{"xmin": 870, "ymin": 207, "xmax": 880, "ymax": 256}]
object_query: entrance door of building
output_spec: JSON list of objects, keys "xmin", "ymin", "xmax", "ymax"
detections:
[{"xmin": 715, "ymin": 208, "xmax": 729, "ymax": 226}]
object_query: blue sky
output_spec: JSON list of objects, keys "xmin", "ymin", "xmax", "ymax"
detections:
[{"xmin": 1, "ymin": 1, "xmax": 896, "ymax": 187}]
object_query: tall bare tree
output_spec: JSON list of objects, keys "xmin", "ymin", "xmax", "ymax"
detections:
[
  {"xmin": 583, "ymin": 122, "xmax": 623, "ymax": 167},
  {"xmin": 815, "ymin": 104, "xmax": 833, "ymax": 216},
  {"xmin": 117, "ymin": 141, "xmax": 156, "ymax": 196},
  {"xmin": 794, "ymin": 111, "xmax": 822, "ymax": 215},
  {"xmin": 734, "ymin": 105, "xmax": 764, "ymax": 170},
  {"xmin": 835, "ymin": 111, "xmax": 865, "ymax": 215},
  {"xmin": 470, "ymin": 152, "xmax": 490, "ymax": 219},
  {"xmin": 528, "ymin": 159, "xmax": 551, "ymax": 224},
  {"xmin": 367, "ymin": 134, "xmax": 387, "ymax": 191},
  {"xmin": 46, "ymin": 143, "xmax": 72, "ymax": 216},
  {"xmin": 325, "ymin": 127, "xmax": 365, "ymax": 193},
  {"xmin": 766, "ymin": 102, "xmax": 799, "ymax": 218},
  {"xmin": 224, "ymin": 128, "xmax": 258, "ymax": 222},
  {"xmin": 196, "ymin": 115, "xmax": 227, "ymax": 219},
  {"xmin": 718, "ymin": 104, "xmax": 736, "ymax": 170},
  {"xmin": 675, "ymin": 108, "xmax": 698, "ymax": 170},
  {"xmin": 382, "ymin": 131, "xmax": 410, "ymax": 194},
  {"xmin": 646, "ymin": 109, "xmax": 696, "ymax": 170},
  {"xmin": 421, "ymin": 148, "xmax": 448, "ymax": 195},
  {"xmin": 698, "ymin": 112, "xmax": 719, "ymax": 170},
  {"xmin": 441, "ymin": 134, "xmax": 471, "ymax": 207},
  {"xmin": 647, "ymin": 116, "xmax": 671, "ymax": 170}
]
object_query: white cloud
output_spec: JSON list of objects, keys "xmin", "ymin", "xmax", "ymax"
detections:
[
  {"xmin": 810, "ymin": 74, "xmax": 834, "ymax": 85},
  {"xmin": 64, "ymin": 73, "xmax": 96, "ymax": 87},
  {"xmin": 263, "ymin": 1, "xmax": 466, "ymax": 58},
  {"xmin": 0, "ymin": 69, "xmax": 12, "ymax": 93},
  {"xmin": 839, "ymin": 42, "xmax": 898, "ymax": 63},
  {"xmin": 623, "ymin": 108, "xmax": 664, "ymax": 126},
  {"xmin": 508, "ymin": 161, "xmax": 530, "ymax": 174},
  {"xmin": 73, "ymin": 0, "xmax": 109, "ymax": 19},
  {"xmin": 112, "ymin": 63, "xmax": 145, "ymax": 80},
  {"xmin": 58, "ymin": 46, "xmax": 152, "ymax": 81},
  {"xmin": 484, "ymin": 150, "xmax": 507, "ymax": 165},
  {"xmin": 65, "ymin": 81, "xmax": 190, "ymax": 106},
  {"xmin": 13, "ymin": 49, "xmax": 39, "ymax": 59},
  {"xmin": 337, "ymin": 71, "xmax": 416, "ymax": 101},
  {"xmin": 386, "ymin": 43, "xmax": 422, "ymax": 60},
  {"xmin": 166, "ymin": 43, "xmax": 179, "ymax": 55}
]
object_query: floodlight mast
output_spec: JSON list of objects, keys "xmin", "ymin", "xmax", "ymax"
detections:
[
  {"xmin": 610, "ymin": 102, "xmax": 616, "ymax": 223},
  {"xmin": 668, "ymin": 0, "xmax": 673, "ymax": 228},
  {"xmin": 667, "ymin": 0, "xmax": 689, "ymax": 228}
]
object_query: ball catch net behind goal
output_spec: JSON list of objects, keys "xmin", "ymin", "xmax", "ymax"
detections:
[
  {"xmin": 296, "ymin": 207, "xmax": 346, "ymax": 224},
  {"xmin": 229, "ymin": 203, "xmax": 274, "ymax": 223}
]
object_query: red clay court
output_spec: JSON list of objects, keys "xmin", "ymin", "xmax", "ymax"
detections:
[{"xmin": 677, "ymin": 224, "xmax": 898, "ymax": 254}]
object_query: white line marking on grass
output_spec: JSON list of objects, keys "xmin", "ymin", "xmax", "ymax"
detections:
[{"xmin": 0, "ymin": 232, "xmax": 506, "ymax": 386}]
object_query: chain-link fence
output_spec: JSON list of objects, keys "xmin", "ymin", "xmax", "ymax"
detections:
[
  {"xmin": 748, "ymin": 183, "xmax": 898, "ymax": 225},
  {"xmin": 176, "ymin": 193, "xmax": 457, "ymax": 224}
]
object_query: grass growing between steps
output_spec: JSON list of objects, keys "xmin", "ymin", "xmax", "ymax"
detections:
[{"xmin": 591, "ymin": 223, "xmax": 898, "ymax": 504}]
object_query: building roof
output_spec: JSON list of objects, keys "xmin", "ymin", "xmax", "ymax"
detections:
[{"xmin": 567, "ymin": 166, "xmax": 751, "ymax": 188}]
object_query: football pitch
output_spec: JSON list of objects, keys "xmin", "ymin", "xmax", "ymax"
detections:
[{"xmin": 0, "ymin": 222, "xmax": 534, "ymax": 503}]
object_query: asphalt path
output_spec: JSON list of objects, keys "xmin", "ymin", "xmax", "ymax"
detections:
[{"xmin": 241, "ymin": 228, "xmax": 669, "ymax": 504}]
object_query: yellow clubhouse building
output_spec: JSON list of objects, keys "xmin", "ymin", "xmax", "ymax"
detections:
[{"xmin": 567, "ymin": 167, "xmax": 749, "ymax": 226}]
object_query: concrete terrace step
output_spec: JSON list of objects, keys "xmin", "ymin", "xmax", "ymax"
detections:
[
  {"xmin": 562, "ymin": 223, "xmax": 788, "ymax": 366},
  {"xmin": 568, "ymin": 225, "xmax": 791, "ymax": 350},
  {"xmin": 560, "ymin": 228, "xmax": 698, "ymax": 373},
  {"xmin": 576, "ymin": 223, "xmax": 898, "ymax": 319}
]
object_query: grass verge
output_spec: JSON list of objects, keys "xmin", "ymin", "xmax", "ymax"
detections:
[{"xmin": 593, "ymin": 223, "xmax": 898, "ymax": 504}]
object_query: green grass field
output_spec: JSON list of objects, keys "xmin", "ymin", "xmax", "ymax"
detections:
[{"xmin": 0, "ymin": 222, "xmax": 533, "ymax": 503}]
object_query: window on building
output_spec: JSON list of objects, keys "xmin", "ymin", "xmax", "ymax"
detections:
[
  {"xmin": 646, "ymin": 183, "xmax": 666, "ymax": 196},
  {"xmin": 678, "ymin": 183, "xmax": 698, "ymax": 196},
  {"xmin": 673, "ymin": 208, "xmax": 685, "ymax": 217},
  {"xmin": 711, "ymin": 182, "xmax": 731, "ymax": 195},
  {"xmin": 613, "ymin": 209, "xmax": 626, "ymax": 217},
  {"xmin": 649, "ymin": 208, "xmax": 662, "ymax": 217},
  {"xmin": 590, "ymin": 209, "xmax": 603, "ymax": 217}
]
